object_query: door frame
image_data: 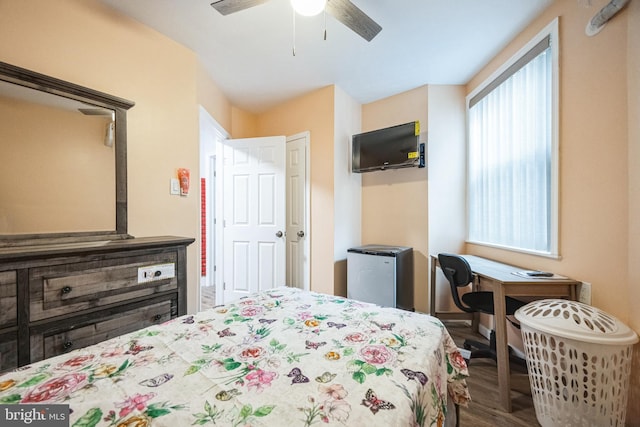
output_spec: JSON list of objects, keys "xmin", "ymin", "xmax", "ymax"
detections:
[
  {"xmin": 198, "ymin": 106, "xmax": 228, "ymax": 309},
  {"xmin": 214, "ymin": 138, "xmax": 224, "ymax": 304},
  {"xmin": 286, "ymin": 131, "xmax": 311, "ymax": 292}
]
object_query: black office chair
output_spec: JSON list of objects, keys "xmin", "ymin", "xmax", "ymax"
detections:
[{"xmin": 437, "ymin": 253, "xmax": 527, "ymax": 364}]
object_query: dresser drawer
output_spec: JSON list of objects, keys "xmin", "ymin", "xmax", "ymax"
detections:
[
  {"xmin": 30, "ymin": 298, "xmax": 176, "ymax": 363},
  {"xmin": 29, "ymin": 252, "xmax": 178, "ymax": 321},
  {"xmin": 0, "ymin": 271, "xmax": 17, "ymax": 329},
  {"xmin": 0, "ymin": 331, "xmax": 18, "ymax": 373}
]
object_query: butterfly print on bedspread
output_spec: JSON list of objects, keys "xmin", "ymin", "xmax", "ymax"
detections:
[
  {"xmin": 259, "ymin": 318, "xmax": 276, "ymax": 325},
  {"xmin": 182, "ymin": 315, "xmax": 195, "ymax": 324},
  {"xmin": 400, "ymin": 368, "xmax": 428, "ymax": 386},
  {"xmin": 126, "ymin": 340, "xmax": 153, "ymax": 355},
  {"xmin": 139, "ymin": 373, "xmax": 173, "ymax": 387},
  {"xmin": 361, "ymin": 388, "xmax": 396, "ymax": 414},
  {"xmin": 327, "ymin": 321, "xmax": 346, "ymax": 329},
  {"xmin": 217, "ymin": 328, "xmax": 236, "ymax": 338},
  {"xmin": 315, "ymin": 372, "xmax": 336, "ymax": 383},
  {"xmin": 215, "ymin": 388, "xmax": 241, "ymax": 401},
  {"xmin": 305, "ymin": 340, "xmax": 327, "ymax": 350},
  {"xmin": 287, "ymin": 368, "xmax": 309, "ymax": 384},
  {"xmin": 372, "ymin": 321, "xmax": 395, "ymax": 331}
]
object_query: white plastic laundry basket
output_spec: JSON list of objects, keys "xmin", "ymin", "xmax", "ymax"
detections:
[{"xmin": 515, "ymin": 299, "xmax": 638, "ymax": 427}]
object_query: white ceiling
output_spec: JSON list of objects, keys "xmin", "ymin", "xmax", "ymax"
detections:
[{"xmin": 98, "ymin": 0, "xmax": 553, "ymax": 113}]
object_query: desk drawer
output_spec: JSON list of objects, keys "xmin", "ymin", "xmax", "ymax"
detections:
[
  {"xmin": 30, "ymin": 298, "xmax": 176, "ymax": 363},
  {"xmin": 29, "ymin": 253, "xmax": 178, "ymax": 322},
  {"xmin": 0, "ymin": 271, "xmax": 17, "ymax": 328}
]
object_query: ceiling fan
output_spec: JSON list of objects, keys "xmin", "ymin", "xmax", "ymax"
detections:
[{"xmin": 210, "ymin": 0, "xmax": 382, "ymax": 42}]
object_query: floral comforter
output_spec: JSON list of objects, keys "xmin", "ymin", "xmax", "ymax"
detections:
[{"xmin": 0, "ymin": 287, "xmax": 470, "ymax": 426}]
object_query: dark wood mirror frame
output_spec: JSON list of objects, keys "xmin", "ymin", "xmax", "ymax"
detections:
[{"xmin": 0, "ymin": 61, "xmax": 135, "ymax": 247}]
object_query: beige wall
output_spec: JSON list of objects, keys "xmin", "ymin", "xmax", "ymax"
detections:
[
  {"xmin": 465, "ymin": 0, "xmax": 639, "ymax": 421},
  {"xmin": 361, "ymin": 86, "xmax": 429, "ymax": 313},
  {"xmin": 231, "ymin": 106, "xmax": 258, "ymax": 138},
  {"xmin": 256, "ymin": 86, "xmax": 337, "ymax": 295},
  {"xmin": 0, "ymin": 0, "xmax": 227, "ymax": 314},
  {"xmin": 197, "ymin": 63, "xmax": 232, "ymax": 133}
]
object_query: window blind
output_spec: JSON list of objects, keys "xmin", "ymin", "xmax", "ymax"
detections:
[{"xmin": 467, "ymin": 36, "xmax": 553, "ymax": 253}]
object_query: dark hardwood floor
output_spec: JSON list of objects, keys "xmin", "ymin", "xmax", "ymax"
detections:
[{"xmin": 444, "ymin": 321, "xmax": 540, "ymax": 427}]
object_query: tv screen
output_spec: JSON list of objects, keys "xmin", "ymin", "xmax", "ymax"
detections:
[{"xmin": 352, "ymin": 121, "xmax": 420, "ymax": 173}]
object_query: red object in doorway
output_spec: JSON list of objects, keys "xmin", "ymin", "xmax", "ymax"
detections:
[{"xmin": 201, "ymin": 178, "xmax": 206, "ymax": 277}]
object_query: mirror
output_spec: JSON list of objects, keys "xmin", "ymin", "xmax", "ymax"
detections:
[{"xmin": 0, "ymin": 61, "xmax": 134, "ymax": 246}]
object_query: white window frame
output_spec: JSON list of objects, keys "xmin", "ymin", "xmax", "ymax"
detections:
[{"xmin": 465, "ymin": 18, "xmax": 560, "ymax": 258}]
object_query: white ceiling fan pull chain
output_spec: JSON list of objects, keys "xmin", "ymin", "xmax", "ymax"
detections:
[
  {"xmin": 292, "ymin": 8, "xmax": 296, "ymax": 56},
  {"xmin": 324, "ymin": 9, "xmax": 327, "ymax": 40}
]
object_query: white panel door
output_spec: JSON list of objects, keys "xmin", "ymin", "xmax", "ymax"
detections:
[
  {"xmin": 286, "ymin": 134, "xmax": 308, "ymax": 289},
  {"xmin": 222, "ymin": 136, "xmax": 286, "ymax": 302}
]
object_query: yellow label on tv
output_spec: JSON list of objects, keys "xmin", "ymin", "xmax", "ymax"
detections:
[
  {"xmin": 414, "ymin": 121, "xmax": 420, "ymax": 136},
  {"xmin": 408, "ymin": 151, "xmax": 419, "ymax": 159}
]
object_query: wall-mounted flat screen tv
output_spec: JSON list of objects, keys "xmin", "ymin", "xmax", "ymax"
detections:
[{"xmin": 352, "ymin": 121, "xmax": 420, "ymax": 173}]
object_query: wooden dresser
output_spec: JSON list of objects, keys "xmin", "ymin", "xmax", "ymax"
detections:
[{"xmin": 0, "ymin": 236, "xmax": 194, "ymax": 371}]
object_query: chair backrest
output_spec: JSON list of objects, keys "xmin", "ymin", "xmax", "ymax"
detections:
[{"xmin": 437, "ymin": 253, "xmax": 475, "ymax": 313}]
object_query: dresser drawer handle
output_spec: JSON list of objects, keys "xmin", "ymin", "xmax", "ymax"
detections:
[
  {"xmin": 61, "ymin": 286, "xmax": 72, "ymax": 295},
  {"xmin": 63, "ymin": 341, "xmax": 73, "ymax": 350},
  {"xmin": 153, "ymin": 314, "xmax": 162, "ymax": 322}
]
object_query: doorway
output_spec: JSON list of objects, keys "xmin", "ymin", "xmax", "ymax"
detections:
[
  {"xmin": 198, "ymin": 107, "xmax": 226, "ymax": 310},
  {"xmin": 198, "ymin": 109, "xmax": 310, "ymax": 310}
]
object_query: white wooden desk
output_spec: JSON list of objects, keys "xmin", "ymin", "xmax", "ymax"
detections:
[{"xmin": 429, "ymin": 254, "xmax": 580, "ymax": 412}]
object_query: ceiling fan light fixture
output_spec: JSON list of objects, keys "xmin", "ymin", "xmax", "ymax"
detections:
[{"xmin": 290, "ymin": 0, "xmax": 327, "ymax": 17}]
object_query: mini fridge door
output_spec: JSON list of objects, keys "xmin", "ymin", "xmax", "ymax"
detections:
[{"xmin": 347, "ymin": 251, "xmax": 396, "ymax": 307}]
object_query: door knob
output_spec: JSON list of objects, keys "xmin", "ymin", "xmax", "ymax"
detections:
[
  {"xmin": 297, "ymin": 230, "xmax": 305, "ymax": 238},
  {"xmin": 275, "ymin": 231, "xmax": 283, "ymax": 238}
]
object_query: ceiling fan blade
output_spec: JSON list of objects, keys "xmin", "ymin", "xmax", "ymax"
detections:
[
  {"xmin": 325, "ymin": 0, "xmax": 382, "ymax": 42},
  {"xmin": 210, "ymin": 0, "xmax": 270, "ymax": 16}
]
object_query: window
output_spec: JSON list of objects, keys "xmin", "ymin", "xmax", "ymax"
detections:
[{"xmin": 467, "ymin": 19, "xmax": 559, "ymax": 256}]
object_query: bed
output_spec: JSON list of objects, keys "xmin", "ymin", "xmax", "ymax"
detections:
[{"xmin": 0, "ymin": 287, "xmax": 470, "ymax": 426}]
